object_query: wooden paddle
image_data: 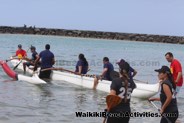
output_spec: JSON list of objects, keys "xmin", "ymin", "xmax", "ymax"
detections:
[
  {"xmin": 103, "ymin": 95, "xmax": 122, "ymax": 123},
  {"xmin": 110, "ymin": 71, "xmax": 148, "ymax": 83},
  {"xmin": 149, "ymin": 101, "xmax": 172, "ymax": 123},
  {"xmin": 133, "ymin": 79, "xmax": 148, "ymax": 84},
  {"xmin": 5, "ymin": 57, "xmax": 20, "ymax": 62},
  {"xmin": 41, "ymin": 67, "xmax": 92, "ymax": 76},
  {"xmin": 41, "ymin": 67, "xmax": 77, "ymax": 73}
]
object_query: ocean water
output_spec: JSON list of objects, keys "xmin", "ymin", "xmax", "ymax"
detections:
[{"xmin": 0, "ymin": 34, "xmax": 183, "ymax": 123}]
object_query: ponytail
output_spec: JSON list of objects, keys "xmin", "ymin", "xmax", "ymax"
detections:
[
  {"xmin": 167, "ymin": 73, "xmax": 176, "ymax": 90},
  {"xmin": 79, "ymin": 54, "xmax": 88, "ymax": 66},
  {"xmin": 119, "ymin": 62, "xmax": 130, "ymax": 103}
]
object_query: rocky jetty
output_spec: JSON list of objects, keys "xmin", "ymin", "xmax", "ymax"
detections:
[{"xmin": 0, "ymin": 26, "xmax": 184, "ymax": 44}]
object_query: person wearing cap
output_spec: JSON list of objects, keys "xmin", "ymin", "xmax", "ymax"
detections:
[
  {"xmin": 165, "ymin": 52, "xmax": 183, "ymax": 95},
  {"xmin": 149, "ymin": 66, "xmax": 178, "ymax": 123},
  {"xmin": 117, "ymin": 59, "xmax": 137, "ymax": 89},
  {"xmin": 34, "ymin": 44, "xmax": 55, "ymax": 79},
  {"xmin": 23, "ymin": 46, "xmax": 38, "ymax": 74},
  {"xmin": 106, "ymin": 62, "xmax": 134, "ymax": 123},
  {"xmin": 12, "ymin": 44, "xmax": 27, "ymax": 59},
  {"xmin": 93, "ymin": 57, "xmax": 114, "ymax": 89}
]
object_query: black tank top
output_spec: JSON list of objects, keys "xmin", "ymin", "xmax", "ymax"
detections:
[
  {"xmin": 160, "ymin": 80, "xmax": 178, "ymax": 113},
  {"xmin": 110, "ymin": 77, "xmax": 133, "ymax": 112}
]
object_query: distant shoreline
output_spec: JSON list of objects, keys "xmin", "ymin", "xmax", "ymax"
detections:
[{"xmin": 0, "ymin": 26, "xmax": 184, "ymax": 44}]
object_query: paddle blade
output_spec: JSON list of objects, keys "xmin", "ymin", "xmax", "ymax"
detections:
[
  {"xmin": 106, "ymin": 95, "xmax": 122, "ymax": 111},
  {"xmin": 13, "ymin": 61, "xmax": 22, "ymax": 70}
]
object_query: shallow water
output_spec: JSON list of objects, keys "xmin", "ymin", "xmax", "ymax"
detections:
[{"xmin": 0, "ymin": 34, "xmax": 183, "ymax": 123}]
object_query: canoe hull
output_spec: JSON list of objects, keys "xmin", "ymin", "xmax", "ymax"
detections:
[
  {"xmin": 0, "ymin": 60, "xmax": 46, "ymax": 84},
  {"xmin": 10, "ymin": 59, "xmax": 159, "ymax": 99}
]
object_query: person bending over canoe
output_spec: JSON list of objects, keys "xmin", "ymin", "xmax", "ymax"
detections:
[
  {"xmin": 93, "ymin": 57, "xmax": 114, "ymax": 89},
  {"xmin": 116, "ymin": 59, "xmax": 137, "ymax": 89},
  {"xmin": 12, "ymin": 44, "xmax": 27, "ymax": 59},
  {"xmin": 106, "ymin": 62, "xmax": 134, "ymax": 123},
  {"xmin": 34, "ymin": 44, "xmax": 55, "ymax": 79},
  {"xmin": 149, "ymin": 66, "xmax": 178, "ymax": 123},
  {"xmin": 23, "ymin": 46, "xmax": 39, "ymax": 74},
  {"xmin": 75, "ymin": 54, "xmax": 89, "ymax": 74},
  {"xmin": 165, "ymin": 52, "xmax": 183, "ymax": 95}
]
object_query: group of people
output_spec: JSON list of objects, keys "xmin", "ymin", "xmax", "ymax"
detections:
[
  {"xmin": 12, "ymin": 44, "xmax": 89, "ymax": 79},
  {"xmin": 105, "ymin": 52, "xmax": 182, "ymax": 123},
  {"xmin": 13, "ymin": 44, "xmax": 183, "ymax": 123}
]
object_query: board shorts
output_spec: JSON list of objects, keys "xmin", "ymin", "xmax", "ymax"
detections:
[
  {"xmin": 39, "ymin": 69, "xmax": 52, "ymax": 79},
  {"xmin": 24, "ymin": 62, "xmax": 32, "ymax": 67}
]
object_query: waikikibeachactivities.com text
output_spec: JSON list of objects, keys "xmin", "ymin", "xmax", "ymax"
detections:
[{"xmin": 75, "ymin": 112, "xmax": 177, "ymax": 118}]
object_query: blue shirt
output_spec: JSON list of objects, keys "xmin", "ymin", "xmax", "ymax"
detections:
[
  {"xmin": 75, "ymin": 60, "xmax": 88, "ymax": 74},
  {"xmin": 32, "ymin": 51, "xmax": 38, "ymax": 61},
  {"xmin": 104, "ymin": 62, "xmax": 114, "ymax": 81},
  {"xmin": 128, "ymin": 67, "xmax": 135, "ymax": 81},
  {"xmin": 39, "ymin": 50, "xmax": 54, "ymax": 69}
]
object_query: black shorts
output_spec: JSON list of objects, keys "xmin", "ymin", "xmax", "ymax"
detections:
[
  {"xmin": 107, "ymin": 115, "xmax": 130, "ymax": 123},
  {"xmin": 39, "ymin": 69, "xmax": 52, "ymax": 79},
  {"xmin": 107, "ymin": 110, "xmax": 130, "ymax": 123}
]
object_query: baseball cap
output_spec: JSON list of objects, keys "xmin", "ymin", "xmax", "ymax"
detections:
[
  {"xmin": 116, "ymin": 59, "xmax": 125, "ymax": 64},
  {"xmin": 18, "ymin": 44, "xmax": 22, "ymax": 48},
  {"xmin": 30, "ymin": 46, "xmax": 36, "ymax": 50},
  {"xmin": 155, "ymin": 66, "xmax": 171, "ymax": 74},
  {"xmin": 119, "ymin": 61, "xmax": 130, "ymax": 73}
]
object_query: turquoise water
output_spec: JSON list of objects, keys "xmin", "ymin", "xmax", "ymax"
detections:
[{"xmin": 0, "ymin": 34, "xmax": 183, "ymax": 123}]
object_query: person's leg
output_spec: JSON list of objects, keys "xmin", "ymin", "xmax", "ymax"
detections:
[
  {"xmin": 107, "ymin": 116, "xmax": 130, "ymax": 123},
  {"xmin": 160, "ymin": 117, "xmax": 168, "ymax": 123},
  {"xmin": 93, "ymin": 75, "xmax": 100, "ymax": 90},
  {"xmin": 167, "ymin": 111, "xmax": 179, "ymax": 123},
  {"xmin": 23, "ymin": 62, "xmax": 30, "ymax": 74},
  {"xmin": 175, "ymin": 86, "xmax": 181, "ymax": 96},
  {"xmin": 23, "ymin": 62, "xmax": 26, "ymax": 74},
  {"xmin": 39, "ymin": 70, "xmax": 51, "ymax": 79}
]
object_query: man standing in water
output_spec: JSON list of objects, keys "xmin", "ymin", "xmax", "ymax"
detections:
[
  {"xmin": 165, "ymin": 52, "xmax": 183, "ymax": 95},
  {"xmin": 34, "ymin": 44, "xmax": 55, "ymax": 79},
  {"xmin": 93, "ymin": 57, "xmax": 114, "ymax": 89}
]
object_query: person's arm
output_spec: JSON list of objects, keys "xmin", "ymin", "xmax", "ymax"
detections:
[
  {"xmin": 175, "ymin": 72, "xmax": 182, "ymax": 84},
  {"xmin": 23, "ymin": 50, "xmax": 27, "ymax": 58},
  {"xmin": 34, "ymin": 56, "xmax": 40, "ymax": 66},
  {"xmin": 52, "ymin": 58, "xmax": 55, "ymax": 65},
  {"xmin": 130, "ymin": 67, "xmax": 137, "ymax": 78},
  {"xmin": 109, "ymin": 90, "xmax": 116, "ymax": 95},
  {"xmin": 12, "ymin": 51, "xmax": 18, "ymax": 57},
  {"xmin": 174, "ymin": 62, "xmax": 182, "ymax": 84},
  {"xmin": 101, "ymin": 68, "xmax": 108, "ymax": 77},
  {"xmin": 160, "ymin": 84, "xmax": 172, "ymax": 114},
  {"xmin": 12, "ymin": 55, "xmax": 16, "ymax": 57},
  {"xmin": 148, "ymin": 97, "xmax": 160, "ymax": 101},
  {"xmin": 52, "ymin": 54, "xmax": 55, "ymax": 65},
  {"xmin": 33, "ymin": 55, "xmax": 40, "ymax": 71},
  {"xmin": 78, "ymin": 66, "xmax": 82, "ymax": 74},
  {"xmin": 132, "ymin": 70, "xmax": 137, "ymax": 78}
]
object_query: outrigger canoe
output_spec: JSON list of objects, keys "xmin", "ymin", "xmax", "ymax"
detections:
[
  {"xmin": 0, "ymin": 60, "xmax": 46, "ymax": 84},
  {"xmin": 10, "ymin": 59, "xmax": 160, "ymax": 99}
]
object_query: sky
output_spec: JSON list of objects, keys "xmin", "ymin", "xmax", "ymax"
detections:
[{"xmin": 1, "ymin": 0, "xmax": 184, "ymax": 36}]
